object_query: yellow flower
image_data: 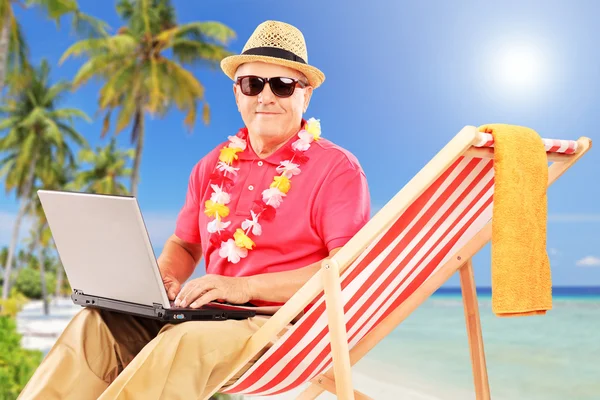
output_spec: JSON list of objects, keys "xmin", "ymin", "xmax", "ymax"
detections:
[
  {"xmin": 204, "ymin": 200, "xmax": 230, "ymax": 219},
  {"xmin": 305, "ymin": 118, "xmax": 321, "ymax": 141},
  {"xmin": 271, "ymin": 175, "xmax": 291, "ymax": 194},
  {"xmin": 219, "ymin": 147, "xmax": 243, "ymax": 164},
  {"xmin": 234, "ymin": 228, "xmax": 255, "ymax": 250}
]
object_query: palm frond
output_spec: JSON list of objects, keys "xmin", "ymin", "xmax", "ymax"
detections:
[{"xmin": 60, "ymin": 34, "xmax": 136, "ymax": 64}]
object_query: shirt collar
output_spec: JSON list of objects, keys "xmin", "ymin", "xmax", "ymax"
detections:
[{"xmin": 237, "ymin": 119, "xmax": 307, "ymax": 166}]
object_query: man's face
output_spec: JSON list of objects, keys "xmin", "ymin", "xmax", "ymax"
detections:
[{"xmin": 234, "ymin": 62, "xmax": 312, "ymax": 140}]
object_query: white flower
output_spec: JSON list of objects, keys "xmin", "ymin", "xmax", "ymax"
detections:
[
  {"xmin": 207, "ymin": 218, "xmax": 231, "ymax": 234},
  {"xmin": 262, "ymin": 187, "xmax": 286, "ymax": 208},
  {"xmin": 291, "ymin": 130, "xmax": 313, "ymax": 151},
  {"xmin": 241, "ymin": 210, "xmax": 262, "ymax": 236},
  {"xmin": 228, "ymin": 135, "xmax": 247, "ymax": 150},
  {"xmin": 292, "ymin": 139, "xmax": 310, "ymax": 152},
  {"xmin": 219, "ymin": 239, "xmax": 248, "ymax": 264},
  {"xmin": 210, "ymin": 184, "xmax": 230, "ymax": 204},
  {"xmin": 276, "ymin": 160, "xmax": 301, "ymax": 179},
  {"xmin": 217, "ymin": 161, "xmax": 239, "ymax": 176}
]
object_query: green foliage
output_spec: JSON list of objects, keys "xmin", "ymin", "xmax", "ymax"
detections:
[
  {"xmin": 68, "ymin": 137, "xmax": 133, "ymax": 195},
  {"xmin": 61, "ymin": 0, "xmax": 236, "ymax": 140},
  {"xmin": 0, "ymin": 316, "xmax": 43, "ymax": 400},
  {"xmin": 14, "ymin": 268, "xmax": 56, "ymax": 300},
  {"xmin": 0, "ymin": 289, "xmax": 29, "ymax": 318}
]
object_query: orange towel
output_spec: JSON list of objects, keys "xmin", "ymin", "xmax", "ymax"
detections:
[{"xmin": 478, "ymin": 124, "xmax": 552, "ymax": 317}]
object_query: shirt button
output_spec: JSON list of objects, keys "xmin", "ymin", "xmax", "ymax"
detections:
[
  {"xmin": 257, "ymin": 161, "xmax": 263, "ymax": 166},
  {"xmin": 248, "ymin": 185, "xmax": 254, "ymax": 191}
]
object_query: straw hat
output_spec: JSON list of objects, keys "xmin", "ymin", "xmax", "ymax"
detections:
[{"xmin": 220, "ymin": 20, "xmax": 325, "ymax": 88}]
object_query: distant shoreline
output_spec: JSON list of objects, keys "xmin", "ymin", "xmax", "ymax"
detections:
[{"xmin": 435, "ymin": 286, "xmax": 600, "ymax": 297}]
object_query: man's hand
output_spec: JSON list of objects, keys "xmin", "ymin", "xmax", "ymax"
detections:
[
  {"xmin": 161, "ymin": 269, "xmax": 182, "ymax": 301},
  {"xmin": 174, "ymin": 274, "xmax": 252, "ymax": 308},
  {"xmin": 157, "ymin": 234, "xmax": 203, "ymax": 301}
]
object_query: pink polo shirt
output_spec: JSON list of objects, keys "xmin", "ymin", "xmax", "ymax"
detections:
[{"xmin": 174, "ymin": 125, "xmax": 370, "ymax": 306}]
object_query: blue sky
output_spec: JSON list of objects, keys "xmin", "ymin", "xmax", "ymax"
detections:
[{"xmin": 1, "ymin": 0, "xmax": 599, "ymax": 287}]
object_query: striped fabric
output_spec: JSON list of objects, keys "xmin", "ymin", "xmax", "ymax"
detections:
[
  {"xmin": 222, "ymin": 135, "xmax": 573, "ymax": 396},
  {"xmin": 474, "ymin": 133, "xmax": 578, "ymax": 154},
  {"xmin": 223, "ymin": 154, "xmax": 496, "ymax": 396}
]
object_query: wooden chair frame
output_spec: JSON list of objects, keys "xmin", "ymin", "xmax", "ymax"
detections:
[{"xmin": 205, "ymin": 126, "xmax": 591, "ymax": 400}]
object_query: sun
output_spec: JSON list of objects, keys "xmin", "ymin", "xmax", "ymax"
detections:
[{"xmin": 496, "ymin": 43, "xmax": 544, "ymax": 91}]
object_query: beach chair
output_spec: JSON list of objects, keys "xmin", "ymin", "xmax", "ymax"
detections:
[{"xmin": 207, "ymin": 125, "xmax": 591, "ymax": 400}]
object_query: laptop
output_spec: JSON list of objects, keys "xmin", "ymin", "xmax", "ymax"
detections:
[{"xmin": 37, "ymin": 190, "xmax": 256, "ymax": 322}]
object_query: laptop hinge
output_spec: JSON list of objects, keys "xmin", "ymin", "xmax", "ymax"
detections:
[
  {"xmin": 73, "ymin": 289, "xmax": 84, "ymax": 295},
  {"xmin": 153, "ymin": 303, "xmax": 166, "ymax": 318}
]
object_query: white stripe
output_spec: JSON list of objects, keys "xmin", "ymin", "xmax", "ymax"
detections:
[
  {"xmin": 254, "ymin": 161, "xmax": 493, "ymax": 396},
  {"xmin": 252, "ymin": 158, "xmax": 489, "ymax": 395},
  {"xmin": 232, "ymin": 159, "xmax": 494, "ymax": 395},
  {"xmin": 342, "ymin": 160, "xmax": 490, "ymax": 340},
  {"xmin": 557, "ymin": 140, "xmax": 569, "ymax": 153},
  {"xmin": 229, "ymin": 224, "xmax": 386, "ymax": 393},
  {"xmin": 348, "ymin": 171, "xmax": 494, "ymax": 344},
  {"xmin": 340, "ymin": 158, "xmax": 487, "ymax": 328},
  {"xmin": 352, "ymin": 181, "xmax": 494, "ymax": 345},
  {"xmin": 474, "ymin": 133, "xmax": 494, "ymax": 146}
]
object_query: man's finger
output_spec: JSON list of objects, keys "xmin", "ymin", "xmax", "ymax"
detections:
[
  {"xmin": 174, "ymin": 283, "xmax": 193, "ymax": 306},
  {"xmin": 178, "ymin": 284, "xmax": 210, "ymax": 308},
  {"xmin": 166, "ymin": 281, "xmax": 181, "ymax": 300},
  {"xmin": 190, "ymin": 290, "xmax": 221, "ymax": 309}
]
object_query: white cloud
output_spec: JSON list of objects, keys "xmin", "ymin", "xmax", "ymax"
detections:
[
  {"xmin": 548, "ymin": 248, "xmax": 560, "ymax": 256},
  {"xmin": 576, "ymin": 256, "xmax": 600, "ymax": 267},
  {"xmin": 548, "ymin": 214, "xmax": 600, "ymax": 222}
]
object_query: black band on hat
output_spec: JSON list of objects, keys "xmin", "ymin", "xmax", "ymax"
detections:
[{"xmin": 242, "ymin": 46, "xmax": 306, "ymax": 64}]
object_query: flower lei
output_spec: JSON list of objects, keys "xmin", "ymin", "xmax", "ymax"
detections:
[{"xmin": 204, "ymin": 118, "xmax": 322, "ymax": 264}]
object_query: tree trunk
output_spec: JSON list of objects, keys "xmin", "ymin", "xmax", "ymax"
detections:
[
  {"xmin": 130, "ymin": 108, "xmax": 145, "ymax": 197},
  {"xmin": 55, "ymin": 260, "xmax": 64, "ymax": 299},
  {"xmin": 38, "ymin": 238, "xmax": 49, "ymax": 315},
  {"xmin": 0, "ymin": 11, "xmax": 11, "ymax": 96},
  {"xmin": 1, "ymin": 156, "xmax": 37, "ymax": 300},
  {"xmin": 1, "ymin": 199, "xmax": 26, "ymax": 300}
]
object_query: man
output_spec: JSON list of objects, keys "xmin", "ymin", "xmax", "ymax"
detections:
[{"xmin": 19, "ymin": 20, "xmax": 370, "ymax": 400}]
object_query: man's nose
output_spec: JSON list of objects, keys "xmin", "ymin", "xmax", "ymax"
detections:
[{"xmin": 258, "ymin": 82, "xmax": 276, "ymax": 104}]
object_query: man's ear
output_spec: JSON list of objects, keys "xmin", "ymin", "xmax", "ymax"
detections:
[
  {"xmin": 303, "ymin": 86, "xmax": 313, "ymax": 112},
  {"xmin": 233, "ymin": 83, "xmax": 240, "ymax": 111}
]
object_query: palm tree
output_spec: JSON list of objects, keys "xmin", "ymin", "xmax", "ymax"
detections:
[
  {"xmin": 69, "ymin": 137, "xmax": 133, "ymax": 195},
  {"xmin": 60, "ymin": 0, "xmax": 236, "ymax": 196},
  {"xmin": 0, "ymin": 0, "xmax": 107, "ymax": 96},
  {"xmin": 0, "ymin": 59, "xmax": 89, "ymax": 300},
  {"xmin": 26, "ymin": 157, "xmax": 74, "ymax": 313}
]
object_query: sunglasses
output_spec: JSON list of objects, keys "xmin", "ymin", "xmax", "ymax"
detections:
[{"xmin": 236, "ymin": 75, "xmax": 308, "ymax": 98}]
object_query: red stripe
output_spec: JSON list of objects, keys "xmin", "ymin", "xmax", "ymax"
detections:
[
  {"xmin": 370, "ymin": 193, "xmax": 494, "ymax": 333},
  {"xmin": 565, "ymin": 141, "xmax": 576, "ymax": 154},
  {"xmin": 344, "ymin": 162, "xmax": 492, "ymax": 343},
  {"xmin": 229, "ymin": 158, "xmax": 469, "ymax": 393},
  {"xmin": 340, "ymin": 158, "xmax": 485, "ymax": 326},
  {"xmin": 338, "ymin": 156, "xmax": 466, "ymax": 290},
  {"xmin": 249, "ymin": 163, "xmax": 494, "ymax": 395},
  {"xmin": 266, "ymin": 179, "xmax": 495, "ymax": 397}
]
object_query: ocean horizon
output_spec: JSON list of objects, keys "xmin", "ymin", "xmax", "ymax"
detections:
[{"xmin": 434, "ymin": 285, "xmax": 600, "ymax": 297}]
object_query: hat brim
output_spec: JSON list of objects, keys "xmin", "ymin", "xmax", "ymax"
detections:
[{"xmin": 221, "ymin": 54, "xmax": 325, "ymax": 88}]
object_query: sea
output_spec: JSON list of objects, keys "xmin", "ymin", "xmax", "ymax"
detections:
[
  {"xmin": 359, "ymin": 286, "xmax": 600, "ymax": 400},
  {"xmin": 16, "ymin": 287, "xmax": 600, "ymax": 400}
]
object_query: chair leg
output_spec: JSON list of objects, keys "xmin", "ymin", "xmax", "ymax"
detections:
[
  {"xmin": 321, "ymin": 258, "xmax": 355, "ymax": 400},
  {"xmin": 460, "ymin": 259, "xmax": 491, "ymax": 400}
]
